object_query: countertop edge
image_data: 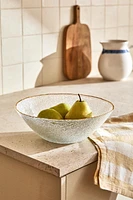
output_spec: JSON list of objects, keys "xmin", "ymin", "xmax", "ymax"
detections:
[
  {"xmin": 0, "ymin": 144, "xmax": 98, "ymax": 177},
  {"xmin": 0, "ymin": 145, "xmax": 60, "ymax": 177}
]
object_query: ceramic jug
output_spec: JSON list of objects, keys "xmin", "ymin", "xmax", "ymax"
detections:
[{"xmin": 98, "ymin": 40, "xmax": 132, "ymax": 81}]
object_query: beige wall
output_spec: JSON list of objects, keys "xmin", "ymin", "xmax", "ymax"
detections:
[{"xmin": 0, "ymin": 0, "xmax": 133, "ymax": 94}]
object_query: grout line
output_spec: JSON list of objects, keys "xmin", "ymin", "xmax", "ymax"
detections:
[
  {"xmin": 116, "ymin": 1, "xmax": 118, "ymax": 39},
  {"xmin": 127, "ymin": 4, "xmax": 130, "ymax": 41},
  {"xmin": 1, "ymin": 7, "xmax": 41, "ymax": 10},
  {"xmin": 59, "ymin": 0, "xmax": 61, "ymax": 29},
  {"xmin": 89, "ymin": 2, "xmax": 92, "ymax": 30},
  {"xmin": 1, "ymin": 57, "xmax": 62, "ymax": 68},
  {"xmin": 2, "ymin": 61, "xmax": 44, "ymax": 68},
  {"xmin": 128, "ymin": 2, "xmax": 131, "ymax": 43},
  {"xmin": 0, "ymin": 0, "xmax": 4, "ymax": 94},
  {"xmin": 59, "ymin": 2, "xmax": 62, "ymax": 26},
  {"xmin": 1, "ymin": 33, "xmax": 58, "ymax": 39},
  {"xmin": 0, "ymin": 24, "xmax": 130, "ymax": 40},
  {"xmin": 103, "ymin": 0, "xmax": 106, "ymax": 40},
  {"xmin": 0, "ymin": 4, "xmax": 131, "ymax": 9},
  {"xmin": 1, "ymin": 7, "xmax": 22, "ymax": 10},
  {"xmin": 2, "ymin": 62, "xmax": 24, "ymax": 68},
  {"xmin": 21, "ymin": 0, "xmax": 24, "ymax": 90},
  {"xmin": 41, "ymin": 0, "xmax": 44, "ymax": 85}
]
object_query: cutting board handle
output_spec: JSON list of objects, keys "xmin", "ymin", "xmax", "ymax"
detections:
[{"xmin": 74, "ymin": 5, "xmax": 80, "ymax": 23}]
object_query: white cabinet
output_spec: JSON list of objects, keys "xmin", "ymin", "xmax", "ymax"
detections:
[{"xmin": 66, "ymin": 162, "xmax": 117, "ymax": 200}]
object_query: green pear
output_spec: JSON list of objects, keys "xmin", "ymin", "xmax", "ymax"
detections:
[
  {"xmin": 86, "ymin": 112, "xmax": 93, "ymax": 118},
  {"xmin": 37, "ymin": 108, "xmax": 63, "ymax": 119},
  {"xmin": 65, "ymin": 94, "xmax": 92, "ymax": 119},
  {"xmin": 51, "ymin": 103, "xmax": 71, "ymax": 118}
]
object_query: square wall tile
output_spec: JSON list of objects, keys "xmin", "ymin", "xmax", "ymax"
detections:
[
  {"xmin": 105, "ymin": 0, "xmax": 118, "ymax": 5},
  {"xmin": 76, "ymin": 0, "xmax": 91, "ymax": 6},
  {"xmin": 1, "ymin": 0, "xmax": 21, "ymax": 8},
  {"xmin": 57, "ymin": 31, "xmax": 64, "ymax": 58},
  {"xmin": 91, "ymin": 6, "xmax": 104, "ymax": 29},
  {"xmin": 91, "ymin": 0, "xmax": 104, "ymax": 5},
  {"xmin": 43, "ymin": 8, "xmax": 59, "ymax": 33},
  {"xmin": 23, "ymin": 35, "xmax": 42, "ymax": 62},
  {"xmin": 42, "ymin": 0, "xmax": 59, "ymax": 7},
  {"xmin": 24, "ymin": 62, "xmax": 43, "ymax": 89},
  {"xmin": 42, "ymin": 30, "xmax": 63, "ymax": 59},
  {"xmin": 118, "ymin": 0, "xmax": 130, "ymax": 5},
  {"xmin": 3, "ymin": 64, "xmax": 23, "ymax": 94},
  {"xmin": 22, "ymin": 0, "xmax": 41, "ymax": 8},
  {"xmin": 1, "ymin": 9, "xmax": 22, "ymax": 38},
  {"xmin": 130, "ymin": 49, "xmax": 133, "ymax": 63},
  {"xmin": 91, "ymin": 51, "xmax": 101, "ymax": 77},
  {"xmin": 42, "ymin": 58, "xmax": 65, "ymax": 85},
  {"xmin": 2, "ymin": 37, "xmax": 22, "ymax": 66},
  {"xmin": 60, "ymin": 0, "xmax": 75, "ymax": 7},
  {"xmin": 129, "ymin": 27, "xmax": 133, "ymax": 45},
  {"xmin": 130, "ymin": 6, "xmax": 133, "ymax": 26},
  {"xmin": 105, "ymin": 28, "xmax": 117, "ymax": 40},
  {"xmin": 60, "ymin": 7, "xmax": 74, "ymax": 29},
  {"xmin": 91, "ymin": 29, "xmax": 104, "ymax": 51},
  {"xmin": 105, "ymin": 6, "xmax": 117, "ymax": 28},
  {"xmin": 43, "ymin": 33, "xmax": 59, "ymax": 58},
  {"xmin": 80, "ymin": 7, "xmax": 91, "ymax": 27},
  {"xmin": 118, "ymin": 27, "xmax": 129, "ymax": 40},
  {"xmin": 23, "ymin": 9, "xmax": 41, "ymax": 35},
  {"xmin": 118, "ymin": 6, "xmax": 129, "ymax": 26}
]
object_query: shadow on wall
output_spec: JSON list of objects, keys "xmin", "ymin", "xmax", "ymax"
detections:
[
  {"xmin": 35, "ymin": 30, "xmax": 67, "ymax": 87},
  {"xmin": 34, "ymin": 6, "xmax": 75, "ymax": 87}
]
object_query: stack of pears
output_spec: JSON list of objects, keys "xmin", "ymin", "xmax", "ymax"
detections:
[{"xmin": 37, "ymin": 94, "xmax": 92, "ymax": 120}]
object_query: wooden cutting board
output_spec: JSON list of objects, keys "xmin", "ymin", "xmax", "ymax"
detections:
[{"xmin": 63, "ymin": 5, "xmax": 91, "ymax": 80}]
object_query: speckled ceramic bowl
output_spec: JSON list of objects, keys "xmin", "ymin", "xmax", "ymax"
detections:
[{"xmin": 16, "ymin": 93, "xmax": 114, "ymax": 144}]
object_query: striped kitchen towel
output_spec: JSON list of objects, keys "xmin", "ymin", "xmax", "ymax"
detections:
[{"xmin": 89, "ymin": 113, "xmax": 133, "ymax": 198}]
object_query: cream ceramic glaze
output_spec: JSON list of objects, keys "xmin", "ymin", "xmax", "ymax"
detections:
[
  {"xmin": 16, "ymin": 93, "xmax": 114, "ymax": 144},
  {"xmin": 98, "ymin": 40, "xmax": 133, "ymax": 81}
]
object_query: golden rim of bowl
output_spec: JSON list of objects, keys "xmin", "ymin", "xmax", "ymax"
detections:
[{"xmin": 15, "ymin": 93, "xmax": 114, "ymax": 121}]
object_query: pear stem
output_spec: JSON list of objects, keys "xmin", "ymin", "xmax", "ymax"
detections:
[{"xmin": 78, "ymin": 94, "xmax": 82, "ymax": 102}]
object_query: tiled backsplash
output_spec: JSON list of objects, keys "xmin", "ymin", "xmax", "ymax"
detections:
[{"xmin": 0, "ymin": 0, "xmax": 133, "ymax": 94}]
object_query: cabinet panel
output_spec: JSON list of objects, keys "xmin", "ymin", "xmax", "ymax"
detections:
[
  {"xmin": 66, "ymin": 162, "xmax": 117, "ymax": 200},
  {"xmin": 0, "ymin": 153, "xmax": 61, "ymax": 200}
]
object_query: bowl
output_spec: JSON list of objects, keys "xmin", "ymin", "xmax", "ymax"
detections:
[{"xmin": 16, "ymin": 93, "xmax": 114, "ymax": 144}]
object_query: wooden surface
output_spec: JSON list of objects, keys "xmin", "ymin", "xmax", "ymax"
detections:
[{"xmin": 63, "ymin": 5, "xmax": 91, "ymax": 80}]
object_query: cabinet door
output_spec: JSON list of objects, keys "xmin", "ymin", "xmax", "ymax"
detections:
[
  {"xmin": 0, "ymin": 153, "xmax": 61, "ymax": 200},
  {"xmin": 66, "ymin": 162, "xmax": 117, "ymax": 200}
]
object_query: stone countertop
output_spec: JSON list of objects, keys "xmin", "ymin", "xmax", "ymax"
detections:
[{"xmin": 0, "ymin": 74, "xmax": 133, "ymax": 177}]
